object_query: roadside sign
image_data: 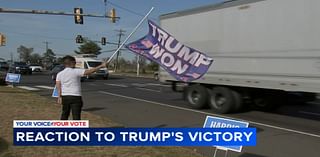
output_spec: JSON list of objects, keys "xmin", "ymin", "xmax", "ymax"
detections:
[
  {"xmin": 5, "ymin": 73, "xmax": 21, "ymax": 83},
  {"xmin": 52, "ymin": 86, "xmax": 58, "ymax": 97},
  {"xmin": 203, "ymin": 116, "xmax": 249, "ymax": 152}
]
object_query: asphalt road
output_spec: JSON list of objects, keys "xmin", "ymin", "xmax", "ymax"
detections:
[{"xmin": 16, "ymin": 72, "xmax": 320, "ymax": 157}]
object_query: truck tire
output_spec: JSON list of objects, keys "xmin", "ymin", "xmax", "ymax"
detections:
[
  {"xmin": 232, "ymin": 90, "xmax": 243, "ymax": 112},
  {"xmin": 185, "ymin": 84, "xmax": 208, "ymax": 109},
  {"xmin": 209, "ymin": 87, "xmax": 241, "ymax": 114},
  {"xmin": 253, "ymin": 91, "xmax": 286, "ymax": 111}
]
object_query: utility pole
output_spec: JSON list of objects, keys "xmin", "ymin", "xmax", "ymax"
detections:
[
  {"xmin": 114, "ymin": 29, "xmax": 125, "ymax": 72},
  {"xmin": 136, "ymin": 55, "xmax": 140, "ymax": 77},
  {"xmin": 43, "ymin": 41, "xmax": 51, "ymax": 70},
  {"xmin": 43, "ymin": 41, "xmax": 51, "ymax": 53},
  {"xmin": 10, "ymin": 52, "xmax": 13, "ymax": 70}
]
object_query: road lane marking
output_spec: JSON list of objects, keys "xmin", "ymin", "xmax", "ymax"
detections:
[
  {"xmin": 98, "ymin": 90, "xmax": 320, "ymax": 138},
  {"xmin": 146, "ymin": 83, "xmax": 170, "ymax": 87},
  {"xmin": 131, "ymin": 83, "xmax": 146, "ymax": 87},
  {"xmin": 104, "ymin": 83, "xmax": 128, "ymax": 88},
  {"xmin": 299, "ymin": 111, "xmax": 320, "ymax": 116},
  {"xmin": 35, "ymin": 85, "xmax": 54, "ymax": 90},
  {"xmin": 18, "ymin": 86, "xmax": 40, "ymax": 91},
  {"xmin": 136, "ymin": 87, "xmax": 161, "ymax": 93},
  {"xmin": 89, "ymin": 83, "xmax": 98, "ymax": 86}
]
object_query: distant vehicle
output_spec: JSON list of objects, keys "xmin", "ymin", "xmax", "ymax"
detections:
[
  {"xmin": 0, "ymin": 71, "xmax": 5, "ymax": 84},
  {"xmin": 75, "ymin": 55, "xmax": 109, "ymax": 80},
  {"xmin": 0, "ymin": 61, "xmax": 9, "ymax": 71},
  {"xmin": 29, "ymin": 64, "xmax": 43, "ymax": 72},
  {"xmin": 49, "ymin": 63, "xmax": 60, "ymax": 70},
  {"xmin": 10, "ymin": 62, "xmax": 32, "ymax": 75},
  {"xmin": 154, "ymin": 72, "xmax": 159, "ymax": 80},
  {"xmin": 159, "ymin": 0, "xmax": 320, "ymax": 113},
  {"xmin": 50, "ymin": 64, "xmax": 64, "ymax": 82}
]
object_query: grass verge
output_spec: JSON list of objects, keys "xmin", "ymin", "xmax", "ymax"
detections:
[{"xmin": 0, "ymin": 86, "xmax": 202, "ymax": 157}]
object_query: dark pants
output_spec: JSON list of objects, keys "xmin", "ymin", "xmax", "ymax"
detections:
[{"xmin": 61, "ymin": 96, "xmax": 83, "ymax": 120}]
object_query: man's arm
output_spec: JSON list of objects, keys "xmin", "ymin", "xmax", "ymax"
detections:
[
  {"xmin": 56, "ymin": 80, "xmax": 62, "ymax": 104},
  {"xmin": 83, "ymin": 62, "xmax": 108, "ymax": 76}
]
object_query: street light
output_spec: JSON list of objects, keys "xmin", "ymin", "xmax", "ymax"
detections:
[
  {"xmin": 74, "ymin": 8, "xmax": 83, "ymax": 24},
  {"xmin": 0, "ymin": 34, "xmax": 6, "ymax": 46},
  {"xmin": 76, "ymin": 35, "xmax": 83, "ymax": 43},
  {"xmin": 109, "ymin": 8, "xmax": 116, "ymax": 23},
  {"xmin": 101, "ymin": 37, "xmax": 107, "ymax": 45}
]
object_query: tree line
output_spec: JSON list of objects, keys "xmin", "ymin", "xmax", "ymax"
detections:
[{"xmin": 16, "ymin": 39, "xmax": 159, "ymax": 73}]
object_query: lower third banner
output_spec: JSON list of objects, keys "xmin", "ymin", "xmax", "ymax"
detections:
[{"xmin": 14, "ymin": 128, "xmax": 256, "ymax": 146}]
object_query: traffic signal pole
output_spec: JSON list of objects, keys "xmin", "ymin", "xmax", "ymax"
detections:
[{"xmin": 0, "ymin": 8, "xmax": 120, "ymax": 20}]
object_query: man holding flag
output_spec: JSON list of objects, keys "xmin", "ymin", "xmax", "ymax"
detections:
[{"xmin": 56, "ymin": 55, "xmax": 108, "ymax": 120}]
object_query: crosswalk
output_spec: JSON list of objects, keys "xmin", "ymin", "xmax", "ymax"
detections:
[
  {"xmin": 17, "ymin": 85, "xmax": 54, "ymax": 91},
  {"xmin": 34, "ymin": 85, "xmax": 54, "ymax": 90},
  {"xmin": 17, "ymin": 83, "xmax": 170, "ymax": 93}
]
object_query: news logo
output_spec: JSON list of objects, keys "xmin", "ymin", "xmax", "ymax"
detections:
[
  {"xmin": 13, "ymin": 120, "xmax": 256, "ymax": 147},
  {"xmin": 13, "ymin": 120, "xmax": 89, "ymax": 128}
]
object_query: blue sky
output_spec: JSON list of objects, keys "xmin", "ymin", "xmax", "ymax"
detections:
[{"xmin": 0, "ymin": 0, "xmax": 224, "ymax": 60}]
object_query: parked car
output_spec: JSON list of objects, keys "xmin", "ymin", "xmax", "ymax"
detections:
[
  {"xmin": 29, "ymin": 64, "xmax": 43, "ymax": 72},
  {"xmin": 0, "ymin": 70, "xmax": 6, "ymax": 85},
  {"xmin": 9, "ymin": 62, "xmax": 32, "ymax": 75},
  {"xmin": 50, "ymin": 64, "xmax": 64, "ymax": 82},
  {"xmin": 49, "ymin": 63, "xmax": 60, "ymax": 70},
  {"xmin": 154, "ymin": 72, "xmax": 159, "ymax": 80},
  {"xmin": 0, "ymin": 61, "xmax": 9, "ymax": 71}
]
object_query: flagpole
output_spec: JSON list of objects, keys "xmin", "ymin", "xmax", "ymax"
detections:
[{"xmin": 106, "ymin": 7, "xmax": 155, "ymax": 63}]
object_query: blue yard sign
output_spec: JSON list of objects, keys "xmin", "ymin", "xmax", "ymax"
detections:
[
  {"xmin": 203, "ymin": 116, "xmax": 249, "ymax": 152},
  {"xmin": 52, "ymin": 86, "xmax": 59, "ymax": 97},
  {"xmin": 5, "ymin": 73, "xmax": 21, "ymax": 83}
]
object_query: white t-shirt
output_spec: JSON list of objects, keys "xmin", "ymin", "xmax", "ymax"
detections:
[{"xmin": 56, "ymin": 67, "xmax": 85, "ymax": 96}]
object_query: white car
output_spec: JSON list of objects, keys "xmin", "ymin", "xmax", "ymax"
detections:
[{"xmin": 29, "ymin": 64, "xmax": 43, "ymax": 72}]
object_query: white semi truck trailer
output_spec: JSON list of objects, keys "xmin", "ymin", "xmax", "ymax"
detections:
[{"xmin": 159, "ymin": 0, "xmax": 320, "ymax": 113}]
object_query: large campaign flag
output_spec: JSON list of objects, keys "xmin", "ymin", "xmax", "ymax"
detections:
[{"xmin": 127, "ymin": 20, "xmax": 213, "ymax": 82}]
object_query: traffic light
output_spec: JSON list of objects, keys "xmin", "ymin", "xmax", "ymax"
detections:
[
  {"xmin": 76, "ymin": 35, "xmax": 83, "ymax": 44},
  {"xmin": 74, "ymin": 8, "xmax": 83, "ymax": 24},
  {"xmin": 101, "ymin": 37, "xmax": 106, "ymax": 45},
  {"xmin": 0, "ymin": 34, "xmax": 6, "ymax": 46},
  {"xmin": 109, "ymin": 8, "xmax": 116, "ymax": 23}
]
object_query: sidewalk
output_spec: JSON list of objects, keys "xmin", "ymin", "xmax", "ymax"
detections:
[{"xmin": 0, "ymin": 86, "xmax": 202, "ymax": 157}]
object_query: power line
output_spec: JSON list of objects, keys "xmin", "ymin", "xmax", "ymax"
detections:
[
  {"xmin": 107, "ymin": 1, "xmax": 157, "ymax": 20},
  {"xmin": 3, "ymin": 30, "xmax": 73, "ymax": 41},
  {"xmin": 108, "ymin": 1, "xmax": 145, "ymax": 17}
]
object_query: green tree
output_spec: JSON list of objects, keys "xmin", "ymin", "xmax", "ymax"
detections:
[
  {"xmin": 75, "ymin": 40, "xmax": 101, "ymax": 55},
  {"xmin": 43, "ymin": 49, "xmax": 56, "ymax": 63},
  {"xmin": 147, "ymin": 61, "xmax": 159, "ymax": 71},
  {"xmin": 42, "ymin": 49, "xmax": 56, "ymax": 68},
  {"xmin": 29, "ymin": 53, "xmax": 42, "ymax": 64},
  {"xmin": 17, "ymin": 45, "xmax": 33, "ymax": 62}
]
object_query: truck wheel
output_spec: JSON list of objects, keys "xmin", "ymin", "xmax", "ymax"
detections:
[
  {"xmin": 185, "ymin": 84, "xmax": 208, "ymax": 109},
  {"xmin": 253, "ymin": 91, "xmax": 286, "ymax": 111},
  {"xmin": 209, "ymin": 87, "xmax": 241, "ymax": 114},
  {"xmin": 232, "ymin": 90, "xmax": 243, "ymax": 112}
]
